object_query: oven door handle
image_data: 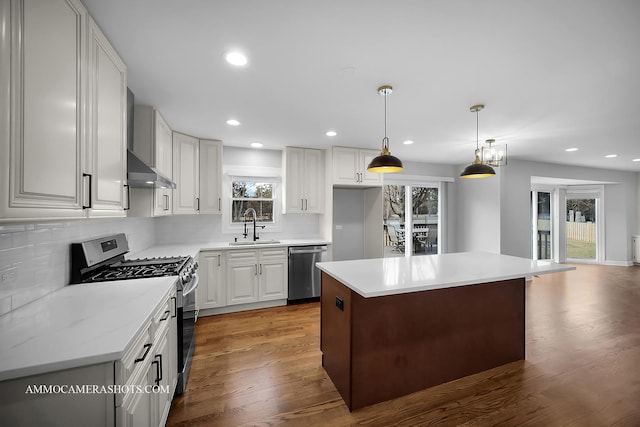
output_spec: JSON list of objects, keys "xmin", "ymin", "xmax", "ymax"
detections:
[{"xmin": 182, "ymin": 274, "xmax": 199, "ymax": 298}]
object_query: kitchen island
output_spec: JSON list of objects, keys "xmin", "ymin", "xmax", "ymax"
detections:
[{"xmin": 316, "ymin": 252, "xmax": 574, "ymax": 411}]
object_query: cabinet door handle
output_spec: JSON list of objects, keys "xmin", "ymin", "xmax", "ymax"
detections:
[
  {"xmin": 255, "ymin": 264, "xmax": 258, "ymax": 275},
  {"xmin": 218, "ymin": 197, "xmax": 221, "ymax": 212},
  {"xmin": 159, "ymin": 310, "xmax": 170, "ymax": 321},
  {"xmin": 164, "ymin": 194, "xmax": 169, "ymax": 210},
  {"xmin": 152, "ymin": 354, "xmax": 162, "ymax": 386},
  {"xmin": 82, "ymin": 173, "xmax": 92, "ymax": 209},
  {"xmin": 196, "ymin": 197, "xmax": 200, "ymax": 211},
  {"xmin": 171, "ymin": 296, "xmax": 177, "ymax": 318},
  {"xmin": 124, "ymin": 184, "xmax": 130, "ymax": 210},
  {"xmin": 301, "ymin": 198, "xmax": 304, "ymax": 210},
  {"xmin": 217, "ymin": 254, "xmax": 221, "ymax": 267},
  {"xmin": 135, "ymin": 343, "xmax": 152, "ymax": 363}
]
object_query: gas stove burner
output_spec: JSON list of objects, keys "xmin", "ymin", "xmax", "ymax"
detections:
[{"xmin": 85, "ymin": 256, "xmax": 192, "ymax": 283}]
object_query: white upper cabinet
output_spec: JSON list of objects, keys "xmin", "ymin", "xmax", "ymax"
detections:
[
  {"xmin": 283, "ymin": 147, "xmax": 325, "ymax": 214},
  {"xmin": 172, "ymin": 132, "xmax": 199, "ymax": 214},
  {"xmin": 86, "ymin": 17, "xmax": 127, "ymax": 217},
  {"xmin": 130, "ymin": 106, "xmax": 174, "ymax": 217},
  {"xmin": 0, "ymin": 0, "xmax": 128, "ymax": 221},
  {"xmin": 0, "ymin": 0, "xmax": 88, "ymax": 221},
  {"xmin": 199, "ymin": 139, "xmax": 223, "ymax": 214},
  {"xmin": 332, "ymin": 146, "xmax": 383, "ymax": 187}
]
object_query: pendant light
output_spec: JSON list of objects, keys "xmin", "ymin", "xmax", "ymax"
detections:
[
  {"xmin": 367, "ymin": 85, "xmax": 404, "ymax": 173},
  {"xmin": 460, "ymin": 104, "xmax": 496, "ymax": 179}
]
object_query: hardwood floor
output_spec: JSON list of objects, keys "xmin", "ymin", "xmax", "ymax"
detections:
[{"xmin": 167, "ymin": 264, "xmax": 640, "ymax": 426}]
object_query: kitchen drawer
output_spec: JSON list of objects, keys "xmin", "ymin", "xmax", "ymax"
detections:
[
  {"xmin": 151, "ymin": 293, "xmax": 174, "ymax": 340},
  {"xmin": 115, "ymin": 321, "xmax": 152, "ymax": 393},
  {"xmin": 259, "ymin": 248, "xmax": 287, "ymax": 259},
  {"xmin": 226, "ymin": 249, "xmax": 258, "ymax": 262}
]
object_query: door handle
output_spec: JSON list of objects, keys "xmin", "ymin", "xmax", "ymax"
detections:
[
  {"xmin": 124, "ymin": 184, "xmax": 130, "ymax": 210},
  {"xmin": 196, "ymin": 197, "xmax": 200, "ymax": 211},
  {"xmin": 82, "ymin": 173, "xmax": 92, "ymax": 209},
  {"xmin": 259, "ymin": 264, "xmax": 262, "ymax": 275},
  {"xmin": 164, "ymin": 194, "xmax": 169, "ymax": 210},
  {"xmin": 217, "ymin": 254, "xmax": 221, "ymax": 267},
  {"xmin": 218, "ymin": 197, "xmax": 221, "ymax": 212},
  {"xmin": 255, "ymin": 264, "xmax": 258, "ymax": 275}
]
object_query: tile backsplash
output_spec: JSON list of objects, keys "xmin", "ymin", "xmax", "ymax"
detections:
[
  {"xmin": 0, "ymin": 212, "xmax": 321, "ymax": 316},
  {"xmin": 0, "ymin": 217, "xmax": 155, "ymax": 316}
]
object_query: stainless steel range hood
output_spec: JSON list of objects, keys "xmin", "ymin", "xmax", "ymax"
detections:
[{"xmin": 127, "ymin": 150, "xmax": 176, "ymax": 189}]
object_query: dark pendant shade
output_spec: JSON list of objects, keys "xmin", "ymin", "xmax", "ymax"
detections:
[
  {"xmin": 460, "ymin": 161, "xmax": 496, "ymax": 178},
  {"xmin": 367, "ymin": 153, "xmax": 404, "ymax": 173}
]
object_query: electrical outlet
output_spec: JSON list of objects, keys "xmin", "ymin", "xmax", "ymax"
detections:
[{"xmin": 335, "ymin": 296, "xmax": 344, "ymax": 311}]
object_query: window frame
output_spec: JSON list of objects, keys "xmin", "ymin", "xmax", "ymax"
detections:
[{"xmin": 222, "ymin": 167, "xmax": 283, "ymax": 235}]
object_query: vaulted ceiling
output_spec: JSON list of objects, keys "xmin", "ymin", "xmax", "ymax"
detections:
[{"xmin": 83, "ymin": 0, "xmax": 640, "ymax": 172}]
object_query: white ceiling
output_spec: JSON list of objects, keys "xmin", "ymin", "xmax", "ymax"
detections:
[{"xmin": 83, "ymin": 0, "xmax": 640, "ymax": 172}]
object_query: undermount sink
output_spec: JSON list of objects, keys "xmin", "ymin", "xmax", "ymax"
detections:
[{"xmin": 229, "ymin": 239, "xmax": 280, "ymax": 246}]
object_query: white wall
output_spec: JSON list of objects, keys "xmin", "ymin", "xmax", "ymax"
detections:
[
  {"xmin": 455, "ymin": 167, "xmax": 502, "ymax": 253},
  {"xmin": 637, "ymin": 172, "xmax": 640, "ymax": 234},
  {"xmin": 0, "ymin": 218, "xmax": 155, "ymax": 315},
  {"xmin": 332, "ymin": 189, "xmax": 365, "ymax": 261},
  {"xmin": 500, "ymin": 160, "xmax": 637, "ymax": 263}
]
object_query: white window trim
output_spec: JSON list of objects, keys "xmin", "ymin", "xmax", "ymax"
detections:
[{"xmin": 222, "ymin": 165, "xmax": 283, "ymax": 235}]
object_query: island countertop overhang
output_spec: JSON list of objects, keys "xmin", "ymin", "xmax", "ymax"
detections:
[{"xmin": 316, "ymin": 251, "xmax": 576, "ymax": 298}]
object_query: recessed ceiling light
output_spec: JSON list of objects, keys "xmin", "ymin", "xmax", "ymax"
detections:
[
  {"xmin": 226, "ymin": 119, "xmax": 240, "ymax": 126},
  {"xmin": 633, "ymin": 158, "xmax": 640, "ymax": 162},
  {"xmin": 403, "ymin": 140, "xmax": 414, "ymax": 145},
  {"xmin": 250, "ymin": 142, "xmax": 263, "ymax": 148},
  {"xmin": 605, "ymin": 154, "xmax": 618, "ymax": 158},
  {"xmin": 326, "ymin": 131, "xmax": 337, "ymax": 137},
  {"xmin": 565, "ymin": 148, "xmax": 579, "ymax": 152},
  {"xmin": 145, "ymin": 181, "xmax": 154, "ymax": 185},
  {"xmin": 225, "ymin": 51, "xmax": 247, "ymax": 66}
]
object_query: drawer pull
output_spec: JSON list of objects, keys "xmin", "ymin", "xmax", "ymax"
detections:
[
  {"xmin": 134, "ymin": 343, "xmax": 152, "ymax": 363},
  {"xmin": 159, "ymin": 310, "xmax": 170, "ymax": 321},
  {"xmin": 153, "ymin": 354, "xmax": 163, "ymax": 386}
]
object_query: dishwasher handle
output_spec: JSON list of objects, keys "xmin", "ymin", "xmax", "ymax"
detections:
[{"xmin": 289, "ymin": 247, "xmax": 327, "ymax": 255}]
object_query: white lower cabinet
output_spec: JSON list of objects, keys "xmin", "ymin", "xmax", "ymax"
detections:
[
  {"xmin": 116, "ymin": 286, "xmax": 176, "ymax": 427},
  {"xmin": 227, "ymin": 248, "xmax": 287, "ymax": 306},
  {"xmin": 197, "ymin": 251, "xmax": 226, "ymax": 309},
  {"xmin": 0, "ymin": 287, "xmax": 177, "ymax": 427},
  {"xmin": 198, "ymin": 248, "xmax": 288, "ymax": 312}
]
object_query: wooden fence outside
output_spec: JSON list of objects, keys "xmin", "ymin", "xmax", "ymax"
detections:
[
  {"xmin": 537, "ymin": 220, "xmax": 595, "ymax": 243},
  {"xmin": 566, "ymin": 222, "xmax": 595, "ymax": 242}
]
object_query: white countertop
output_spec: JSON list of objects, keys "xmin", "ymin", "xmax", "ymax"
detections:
[
  {"xmin": 0, "ymin": 277, "xmax": 176, "ymax": 382},
  {"xmin": 317, "ymin": 251, "xmax": 576, "ymax": 298},
  {"xmin": 129, "ymin": 239, "xmax": 330, "ymax": 258}
]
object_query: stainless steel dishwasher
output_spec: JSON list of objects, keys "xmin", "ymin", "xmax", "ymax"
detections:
[{"xmin": 288, "ymin": 245, "xmax": 327, "ymax": 302}]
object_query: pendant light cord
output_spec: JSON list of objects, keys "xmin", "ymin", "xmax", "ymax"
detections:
[
  {"xmin": 383, "ymin": 93, "xmax": 388, "ymax": 149},
  {"xmin": 476, "ymin": 109, "xmax": 479, "ymax": 150}
]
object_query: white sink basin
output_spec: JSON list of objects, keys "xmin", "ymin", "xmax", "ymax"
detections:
[{"xmin": 229, "ymin": 239, "xmax": 281, "ymax": 246}]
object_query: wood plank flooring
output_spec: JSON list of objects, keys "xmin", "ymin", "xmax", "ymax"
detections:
[{"xmin": 167, "ymin": 264, "xmax": 640, "ymax": 426}]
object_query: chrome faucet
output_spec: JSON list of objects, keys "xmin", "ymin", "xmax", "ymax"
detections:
[{"xmin": 242, "ymin": 208, "xmax": 265, "ymax": 241}]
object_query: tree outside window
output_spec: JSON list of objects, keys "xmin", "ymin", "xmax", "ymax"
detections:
[{"xmin": 231, "ymin": 181, "xmax": 274, "ymax": 223}]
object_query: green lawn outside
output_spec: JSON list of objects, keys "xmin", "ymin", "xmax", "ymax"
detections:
[{"xmin": 567, "ymin": 238, "xmax": 596, "ymax": 259}]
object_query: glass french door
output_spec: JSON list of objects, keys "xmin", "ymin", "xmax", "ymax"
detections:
[
  {"xmin": 566, "ymin": 196, "xmax": 597, "ymax": 261},
  {"xmin": 383, "ymin": 184, "xmax": 440, "ymax": 257},
  {"xmin": 531, "ymin": 191, "xmax": 552, "ymax": 260}
]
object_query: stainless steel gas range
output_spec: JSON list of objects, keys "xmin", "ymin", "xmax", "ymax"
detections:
[{"xmin": 70, "ymin": 233, "xmax": 198, "ymax": 395}]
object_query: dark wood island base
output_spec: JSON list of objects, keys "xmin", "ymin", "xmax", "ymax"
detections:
[{"xmin": 320, "ymin": 271, "xmax": 525, "ymax": 411}]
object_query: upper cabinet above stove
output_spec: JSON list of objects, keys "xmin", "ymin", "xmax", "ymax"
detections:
[
  {"xmin": 128, "ymin": 106, "xmax": 175, "ymax": 217},
  {"xmin": 0, "ymin": 0, "xmax": 128, "ymax": 222}
]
